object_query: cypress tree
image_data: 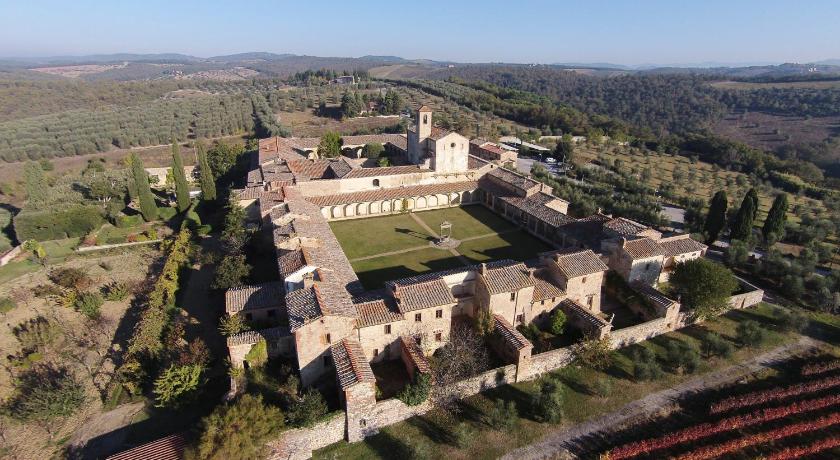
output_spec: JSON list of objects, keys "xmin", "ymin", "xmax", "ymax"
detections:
[
  {"xmin": 703, "ymin": 190, "xmax": 728, "ymax": 244},
  {"xmin": 171, "ymin": 141, "xmax": 190, "ymax": 212},
  {"xmin": 130, "ymin": 153, "xmax": 158, "ymax": 222},
  {"xmin": 197, "ymin": 142, "xmax": 217, "ymax": 201},
  {"xmin": 730, "ymin": 189, "xmax": 757, "ymax": 241},
  {"xmin": 23, "ymin": 161, "xmax": 48, "ymax": 207},
  {"xmin": 746, "ymin": 188, "xmax": 760, "ymax": 221},
  {"xmin": 762, "ymin": 193, "xmax": 789, "ymax": 241}
]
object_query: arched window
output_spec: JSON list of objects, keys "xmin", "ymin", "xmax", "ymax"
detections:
[
  {"xmin": 423, "ymin": 115, "xmax": 428, "ymax": 124},
  {"xmin": 451, "ymin": 142, "xmax": 456, "ymax": 149},
  {"xmin": 373, "ymin": 179, "xmax": 380, "ymax": 187}
]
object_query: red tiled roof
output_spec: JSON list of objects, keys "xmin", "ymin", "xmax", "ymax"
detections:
[
  {"xmin": 550, "ymin": 249, "xmax": 608, "ymax": 279},
  {"xmin": 331, "ymin": 338, "xmax": 375, "ymax": 390},
  {"xmin": 657, "ymin": 234, "xmax": 707, "ymax": 257},
  {"xmin": 106, "ymin": 433, "xmax": 186, "ymax": 460},
  {"xmin": 355, "ymin": 297, "xmax": 403, "ymax": 327},
  {"xmin": 306, "ymin": 181, "xmax": 477, "ymax": 207},
  {"xmin": 479, "ymin": 262, "xmax": 534, "ymax": 295},
  {"xmin": 225, "ymin": 282, "xmax": 285, "ymax": 314},
  {"xmin": 342, "ymin": 165, "xmax": 426, "ymax": 179},
  {"xmin": 392, "ymin": 278, "xmax": 456, "ymax": 313},
  {"xmin": 531, "ymin": 268, "xmax": 565, "ymax": 302},
  {"xmin": 622, "ymin": 237, "xmax": 666, "ymax": 259},
  {"xmin": 399, "ymin": 336, "xmax": 431, "ymax": 374},
  {"xmin": 493, "ymin": 314, "xmax": 532, "ymax": 350}
]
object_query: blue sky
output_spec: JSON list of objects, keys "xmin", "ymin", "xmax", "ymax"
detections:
[{"xmin": 1, "ymin": 0, "xmax": 838, "ymax": 65}]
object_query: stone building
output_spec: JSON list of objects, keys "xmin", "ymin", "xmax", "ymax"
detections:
[{"xmin": 469, "ymin": 139, "xmax": 518, "ymax": 166}]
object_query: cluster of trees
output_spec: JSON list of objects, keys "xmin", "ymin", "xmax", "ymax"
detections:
[
  {"xmin": 287, "ymin": 68, "xmax": 370, "ymax": 86},
  {"xmin": 703, "ymin": 189, "xmax": 788, "ymax": 245},
  {"xmin": 211, "ymin": 200, "xmax": 251, "ymax": 290},
  {"xmin": 0, "ymin": 95, "xmax": 254, "ymax": 162},
  {"xmin": 251, "ymin": 92, "xmax": 288, "ymax": 138},
  {"xmin": 337, "ymin": 89, "xmax": 404, "ymax": 119}
]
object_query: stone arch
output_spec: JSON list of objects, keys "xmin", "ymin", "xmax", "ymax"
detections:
[
  {"xmin": 428, "ymin": 195, "xmax": 439, "ymax": 207},
  {"xmin": 369, "ymin": 201, "xmax": 381, "ymax": 214},
  {"xmin": 436, "ymin": 194, "xmax": 448, "ymax": 207},
  {"xmin": 382, "ymin": 200, "xmax": 392, "ymax": 213},
  {"xmin": 416, "ymin": 196, "xmax": 427, "ymax": 209},
  {"xmin": 451, "ymin": 193, "xmax": 461, "ymax": 205},
  {"xmin": 321, "ymin": 207, "xmax": 331, "ymax": 219},
  {"xmin": 461, "ymin": 190, "xmax": 472, "ymax": 203},
  {"xmin": 356, "ymin": 202, "xmax": 367, "ymax": 216},
  {"xmin": 344, "ymin": 204, "xmax": 355, "ymax": 217},
  {"xmin": 331, "ymin": 206, "xmax": 343, "ymax": 219}
]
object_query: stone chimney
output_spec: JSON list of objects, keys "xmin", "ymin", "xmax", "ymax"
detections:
[
  {"xmin": 479, "ymin": 263, "xmax": 487, "ymax": 276},
  {"xmin": 302, "ymin": 271, "xmax": 316, "ymax": 289}
]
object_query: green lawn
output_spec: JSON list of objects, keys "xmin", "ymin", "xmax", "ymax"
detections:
[
  {"xmin": 413, "ymin": 205, "xmax": 516, "ymax": 240},
  {"xmin": 333, "ymin": 206, "xmax": 553, "ymax": 289},
  {"xmin": 351, "ymin": 248, "xmax": 465, "ymax": 289},
  {"xmin": 315, "ymin": 303, "xmax": 824, "ymax": 459},
  {"xmin": 458, "ymin": 231, "xmax": 552, "ymax": 264},
  {"xmin": 330, "ymin": 213, "xmax": 433, "ymax": 260}
]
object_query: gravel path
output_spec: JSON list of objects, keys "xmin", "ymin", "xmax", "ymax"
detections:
[{"xmin": 502, "ymin": 336, "xmax": 820, "ymax": 460}]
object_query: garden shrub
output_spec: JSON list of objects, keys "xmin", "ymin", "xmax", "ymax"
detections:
[
  {"xmin": 244, "ymin": 339, "xmax": 268, "ymax": 368},
  {"xmin": 50, "ymin": 267, "xmax": 92, "ymax": 291},
  {"xmin": 487, "ymin": 399, "xmax": 518, "ymax": 430},
  {"xmin": 102, "ymin": 281, "xmax": 130, "ymax": 301},
  {"xmin": 550, "ymin": 308, "xmax": 567, "ymax": 335},
  {"xmin": 157, "ymin": 206, "xmax": 177, "ymax": 221},
  {"xmin": 737, "ymin": 320, "xmax": 767, "ymax": 347},
  {"xmin": 153, "ymin": 363, "xmax": 204, "ymax": 408},
  {"xmin": 0, "ymin": 296, "xmax": 15, "ymax": 314},
  {"xmin": 14, "ymin": 205, "xmax": 104, "ymax": 241},
  {"xmin": 396, "ymin": 373, "xmax": 431, "ymax": 406},
  {"xmin": 632, "ymin": 347, "xmax": 664, "ymax": 381},
  {"xmin": 665, "ymin": 341, "xmax": 700, "ymax": 374},
  {"xmin": 74, "ymin": 291, "xmax": 104, "ymax": 319},
  {"xmin": 287, "ymin": 388, "xmax": 328, "ymax": 428},
  {"xmin": 2, "ymin": 363, "xmax": 85, "ymax": 422},
  {"xmin": 701, "ymin": 332, "xmax": 734, "ymax": 358},
  {"xmin": 532, "ymin": 380, "xmax": 564, "ymax": 423},
  {"xmin": 114, "ymin": 214, "xmax": 144, "ymax": 228},
  {"xmin": 189, "ymin": 394, "xmax": 283, "ymax": 460},
  {"xmin": 774, "ymin": 308, "xmax": 809, "ymax": 333}
]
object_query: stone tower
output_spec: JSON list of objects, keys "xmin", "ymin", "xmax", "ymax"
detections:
[{"xmin": 417, "ymin": 105, "xmax": 432, "ymax": 139}]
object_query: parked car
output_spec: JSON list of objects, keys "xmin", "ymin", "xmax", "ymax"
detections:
[{"xmin": 545, "ymin": 157, "xmax": 557, "ymax": 164}]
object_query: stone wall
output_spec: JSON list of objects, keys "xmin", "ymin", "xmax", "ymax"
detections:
[
  {"xmin": 608, "ymin": 318, "xmax": 671, "ymax": 348},
  {"xmin": 729, "ymin": 278, "xmax": 764, "ymax": 310},
  {"xmin": 522, "ymin": 347, "xmax": 574, "ymax": 380},
  {"xmin": 266, "ymin": 413, "xmax": 345, "ymax": 460}
]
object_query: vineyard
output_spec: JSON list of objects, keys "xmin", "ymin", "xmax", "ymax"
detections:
[{"xmin": 601, "ymin": 357, "xmax": 840, "ymax": 459}]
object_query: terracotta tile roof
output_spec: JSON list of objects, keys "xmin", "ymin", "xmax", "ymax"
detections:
[
  {"xmin": 631, "ymin": 281, "xmax": 679, "ymax": 311},
  {"xmin": 388, "ymin": 259, "xmax": 519, "ymax": 286},
  {"xmin": 622, "ymin": 237, "xmax": 666, "ymax": 259},
  {"xmin": 499, "ymin": 192, "xmax": 574, "ymax": 227},
  {"xmin": 306, "ymin": 181, "xmax": 477, "ymax": 207},
  {"xmin": 226, "ymin": 326, "xmax": 291, "ymax": 346},
  {"xmin": 399, "ymin": 336, "xmax": 431, "ymax": 374},
  {"xmin": 479, "ymin": 262, "xmax": 534, "ymax": 295},
  {"xmin": 286, "ymin": 159, "xmax": 332, "ymax": 180},
  {"xmin": 482, "ymin": 167, "xmax": 542, "ymax": 196},
  {"xmin": 331, "ymin": 338, "xmax": 375, "ymax": 390},
  {"xmin": 550, "ymin": 249, "xmax": 609, "ymax": 279},
  {"xmin": 106, "ymin": 433, "xmax": 187, "ymax": 460},
  {"xmin": 340, "ymin": 134, "xmax": 408, "ymax": 151},
  {"xmin": 277, "ymin": 249, "xmax": 306, "ymax": 278},
  {"xmin": 468, "ymin": 154, "xmax": 493, "ymax": 170},
  {"xmin": 493, "ymin": 314, "xmax": 532, "ymax": 350},
  {"xmin": 286, "ymin": 287, "xmax": 323, "ymax": 331},
  {"xmin": 559, "ymin": 298, "xmax": 610, "ymax": 328},
  {"xmin": 391, "ymin": 278, "xmax": 456, "ymax": 313},
  {"xmin": 328, "ymin": 158, "xmax": 354, "ymax": 178},
  {"xmin": 604, "ymin": 217, "xmax": 649, "ymax": 236},
  {"xmin": 531, "ymin": 268, "xmax": 565, "ymax": 302},
  {"xmin": 418, "ymin": 105, "xmax": 432, "ymax": 112},
  {"xmin": 287, "ymin": 137, "xmax": 320, "ymax": 149},
  {"xmin": 342, "ymin": 165, "xmax": 426, "ymax": 179},
  {"xmin": 355, "ymin": 297, "xmax": 403, "ymax": 327},
  {"xmin": 225, "ymin": 282, "xmax": 285, "ymax": 314},
  {"xmin": 657, "ymin": 234, "xmax": 707, "ymax": 257},
  {"xmin": 428, "ymin": 126, "xmax": 453, "ymax": 141}
]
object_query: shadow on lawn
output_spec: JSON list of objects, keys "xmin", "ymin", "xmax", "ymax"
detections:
[{"xmin": 395, "ymin": 227, "xmax": 434, "ymax": 242}]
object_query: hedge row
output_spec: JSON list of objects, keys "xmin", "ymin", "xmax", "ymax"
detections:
[{"xmin": 13, "ymin": 205, "xmax": 105, "ymax": 241}]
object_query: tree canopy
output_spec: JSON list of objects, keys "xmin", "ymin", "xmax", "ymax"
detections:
[
  {"xmin": 703, "ymin": 190, "xmax": 728, "ymax": 244},
  {"xmin": 171, "ymin": 142, "xmax": 190, "ymax": 212},
  {"xmin": 130, "ymin": 153, "xmax": 158, "ymax": 222},
  {"xmin": 317, "ymin": 132, "xmax": 342, "ymax": 158},
  {"xmin": 670, "ymin": 258, "xmax": 738, "ymax": 318},
  {"xmin": 189, "ymin": 394, "xmax": 284, "ymax": 460},
  {"xmin": 197, "ymin": 142, "xmax": 217, "ymax": 201},
  {"xmin": 762, "ymin": 193, "xmax": 789, "ymax": 242},
  {"xmin": 730, "ymin": 188, "xmax": 758, "ymax": 241}
]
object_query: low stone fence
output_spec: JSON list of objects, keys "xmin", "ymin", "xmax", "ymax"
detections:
[
  {"xmin": 522, "ymin": 347, "xmax": 574, "ymax": 380},
  {"xmin": 609, "ymin": 317, "xmax": 671, "ymax": 348},
  {"xmin": 76, "ymin": 239, "xmax": 162, "ymax": 253},
  {"xmin": 0, "ymin": 244, "xmax": 23, "ymax": 266},
  {"xmin": 266, "ymin": 413, "xmax": 345, "ymax": 460},
  {"xmin": 729, "ymin": 277, "xmax": 764, "ymax": 310}
]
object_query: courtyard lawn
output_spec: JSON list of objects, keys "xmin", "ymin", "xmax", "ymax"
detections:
[
  {"xmin": 457, "ymin": 231, "xmax": 552, "ymax": 264},
  {"xmin": 314, "ymin": 303, "xmax": 825, "ymax": 460},
  {"xmin": 412, "ymin": 205, "xmax": 516, "ymax": 240},
  {"xmin": 351, "ymin": 248, "xmax": 465, "ymax": 289},
  {"xmin": 330, "ymin": 213, "xmax": 433, "ymax": 260}
]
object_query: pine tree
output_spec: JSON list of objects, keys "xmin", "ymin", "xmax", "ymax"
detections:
[
  {"xmin": 197, "ymin": 142, "xmax": 217, "ymax": 201},
  {"xmin": 762, "ymin": 193, "xmax": 788, "ymax": 242},
  {"xmin": 23, "ymin": 161, "xmax": 49, "ymax": 207},
  {"xmin": 730, "ymin": 189, "xmax": 757, "ymax": 241},
  {"xmin": 130, "ymin": 153, "xmax": 158, "ymax": 222},
  {"xmin": 703, "ymin": 190, "xmax": 728, "ymax": 244},
  {"xmin": 171, "ymin": 141, "xmax": 190, "ymax": 212}
]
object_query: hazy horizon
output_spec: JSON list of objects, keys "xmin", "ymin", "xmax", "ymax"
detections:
[{"xmin": 2, "ymin": 0, "xmax": 838, "ymax": 66}]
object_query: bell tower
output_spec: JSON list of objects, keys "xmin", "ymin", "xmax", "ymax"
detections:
[{"xmin": 417, "ymin": 105, "xmax": 432, "ymax": 139}]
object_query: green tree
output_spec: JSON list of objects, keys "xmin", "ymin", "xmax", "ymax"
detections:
[
  {"xmin": 703, "ymin": 190, "xmax": 728, "ymax": 244},
  {"xmin": 197, "ymin": 142, "xmax": 217, "ymax": 201},
  {"xmin": 701, "ymin": 332, "xmax": 734, "ymax": 358},
  {"xmin": 532, "ymin": 379, "xmax": 564, "ymax": 423},
  {"xmin": 549, "ymin": 308, "xmax": 567, "ymax": 335},
  {"xmin": 74, "ymin": 291, "xmax": 104, "ymax": 319},
  {"xmin": 130, "ymin": 153, "xmax": 158, "ymax": 222},
  {"xmin": 189, "ymin": 394, "xmax": 283, "ymax": 460},
  {"xmin": 665, "ymin": 341, "xmax": 700, "ymax": 374},
  {"xmin": 762, "ymin": 193, "xmax": 788, "ymax": 243},
  {"xmin": 554, "ymin": 134, "xmax": 575, "ymax": 162},
  {"xmin": 773, "ymin": 307, "xmax": 809, "ymax": 333},
  {"xmin": 724, "ymin": 239, "xmax": 751, "ymax": 267},
  {"xmin": 23, "ymin": 161, "xmax": 48, "ymax": 206},
  {"xmin": 317, "ymin": 131, "xmax": 342, "ymax": 158},
  {"xmin": 287, "ymin": 388, "xmax": 328, "ymax": 427},
  {"xmin": 573, "ymin": 335, "xmax": 613, "ymax": 370},
  {"xmin": 2, "ymin": 363, "xmax": 85, "ymax": 422},
  {"xmin": 362, "ymin": 142, "xmax": 384, "ymax": 159},
  {"xmin": 670, "ymin": 258, "xmax": 738, "ymax": 318},
  {"xmin": 396, "ymin": 373, "xmax": 431, "ymax": 406},
  {"xmin": 171, "ymin": 142, "xmax": 191, "ymax": 212},
  {"xmin": 632, "ymin": 347, "xmax": 664, "ymax": 381},
  {"xmin": 154, "ymin": 364, "xmax": 204, "ymax": 408},
  {"xmin": 736, "ymin": 320, "xmax": 766, "ymax": 347},
  {"xmin": 219, "ymin": 314, "xmax": 249, "ymax": 336},
  {"xmin": 212, "ymin": 254, "xmax": 250, "ymax": 290},
  {"xmin": 730, "ymin": 189, "xmax": 758, "ymax": 242},
  {"xmin": 487, "ymin": 399, "xmax": 518, "ymax": 430}
]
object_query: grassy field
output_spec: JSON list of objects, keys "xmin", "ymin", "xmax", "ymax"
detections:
[
  {"xmin": 331, "ymin": 206, "xmax": 551, "ymax": 289},
  {"xmin": 315, "ymin": 303, "xmax": 834, "ymax": 459}
]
